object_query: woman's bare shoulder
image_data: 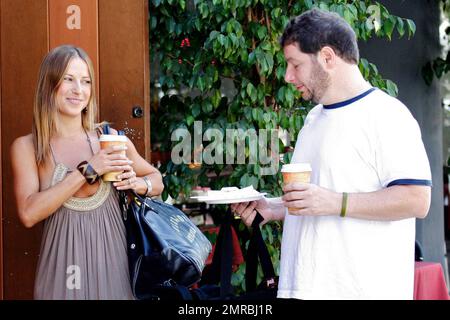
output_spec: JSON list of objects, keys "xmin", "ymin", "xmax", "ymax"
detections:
[{"xmin": 11, "ymin": 134, "xmax": 34, "ymax": 154}]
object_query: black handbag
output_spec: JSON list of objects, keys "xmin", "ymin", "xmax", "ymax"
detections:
[
  {"xmin": 149, "ymin": 211, "xmax": 278, "ymax": 300},
  {"xmin": 118, "ymin": 191, "xmax": 212, "ymax": 300}
]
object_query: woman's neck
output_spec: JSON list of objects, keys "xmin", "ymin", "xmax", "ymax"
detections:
[{"xmin": 54, "ymin": 115, "xmax": 86, "ymax": 138}]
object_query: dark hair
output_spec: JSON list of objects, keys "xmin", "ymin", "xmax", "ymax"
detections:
[{"xmin": 280, "ymin": 8, "xmax": 359, "ymax": 64}]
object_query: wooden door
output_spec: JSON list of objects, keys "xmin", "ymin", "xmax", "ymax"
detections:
[{"xmin": 0, "ymin": 0, "xmax": 150, "ymax": 299}]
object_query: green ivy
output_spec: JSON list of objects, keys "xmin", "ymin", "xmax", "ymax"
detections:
[
  {"xmin": 150, "ymin": 0, "xmax": 415, "ymax": 294},
  {"xmin": 423, "ymin": 0, "xmax": 449, "ymax": 85}
]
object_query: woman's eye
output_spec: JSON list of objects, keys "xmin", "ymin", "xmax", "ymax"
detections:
[
  {"xmin": 83, "ymin": 80, "xmax": 91, "ymax": 84},
  {"xmin": 64, "ymin": 77, "xmax": 72, "ymax": 81}
]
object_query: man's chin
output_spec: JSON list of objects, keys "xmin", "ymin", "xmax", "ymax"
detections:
[{"xmin": 300, "ymin": 92, "xmax": 312, "ymax": 101}]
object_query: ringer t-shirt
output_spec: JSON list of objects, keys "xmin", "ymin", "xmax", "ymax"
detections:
[{"xmin": 277, "ymin": 88, "xmax": 432, "ymax": 300}]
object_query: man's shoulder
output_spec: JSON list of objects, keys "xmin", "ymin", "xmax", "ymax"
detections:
[
  {"xmin": 367, "ymin": 89, "xmax": 411, "ymax": 116},
  {"xmin": 303, "ymin": 104, "xmax": 323, "ymax": 125}
]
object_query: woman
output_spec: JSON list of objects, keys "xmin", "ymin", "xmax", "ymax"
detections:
[{"xmin": 10, "ymin": 45, "xmax": 164, "ymax": 299}]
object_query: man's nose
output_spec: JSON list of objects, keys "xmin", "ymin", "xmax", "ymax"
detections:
[{"xmin": 284, "ymin": 68, "xmax": 295, "ymax": 83}]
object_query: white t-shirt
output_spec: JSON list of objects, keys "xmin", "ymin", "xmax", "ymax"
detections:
[{"xmin": 277, "ymin": 88, "xmax": 432, "ymax": 300}]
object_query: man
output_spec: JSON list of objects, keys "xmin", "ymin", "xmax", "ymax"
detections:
[{"xmin": 231, "ymin": 8, "xmax": 432, "ymax": 300}]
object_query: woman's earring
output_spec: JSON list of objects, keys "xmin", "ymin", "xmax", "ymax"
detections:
[{"xmin": 82, "ymin": 107, "xmax": 88, "ymax": 114}]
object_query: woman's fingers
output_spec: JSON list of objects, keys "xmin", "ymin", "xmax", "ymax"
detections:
[
  {"xmin": 103, "ymin": 145, "xmax": 127, "ymax": 154},
  {"xmin": 114, "ymin": 176, "xmax": 137, "ymax": 190}
]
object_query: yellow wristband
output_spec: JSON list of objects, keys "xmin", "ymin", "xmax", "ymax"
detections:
[{"xmin": 340, "ymin": 192, "xmax": 348, "ymax": 218}]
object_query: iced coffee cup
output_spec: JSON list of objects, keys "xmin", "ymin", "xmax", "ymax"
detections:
[
  {"xmin": 281, "ymin": 163, "xmax": 312, "ymax": 213},
  {"xmin": 99, "ymin": 134, "xmax": 128, "ymax": 182}
]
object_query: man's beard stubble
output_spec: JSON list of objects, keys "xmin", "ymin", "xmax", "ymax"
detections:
[{"xmin": 309, "ymin": 62, "xmax": 331, "ymax": 104}]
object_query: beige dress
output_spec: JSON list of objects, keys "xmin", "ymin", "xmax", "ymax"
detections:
[{"xmin": 33, "ymin": 140, "xmax": 134, "ymax": 300}]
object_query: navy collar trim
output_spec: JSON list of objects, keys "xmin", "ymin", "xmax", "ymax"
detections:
[{"xmin": 323, "ymin": 87, "xmax": 376, "ymax": 109}]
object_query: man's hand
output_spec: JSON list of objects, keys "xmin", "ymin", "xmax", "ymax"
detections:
[
  {"xmin": 230, "ymin": 198, "xmax": 273, "ymax": 227},
  {"xmin": 282, "ymin": 183, "xmax": 341, "ymax": 216}
]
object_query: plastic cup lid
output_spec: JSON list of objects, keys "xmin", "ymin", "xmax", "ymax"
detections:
[
  {"xmin": 99, "ymin": 134, "xmax": 127, "ymax": 142},
  {"xmin": 281, "ymin": 163, "xmax": 312, "ymax": 173}
]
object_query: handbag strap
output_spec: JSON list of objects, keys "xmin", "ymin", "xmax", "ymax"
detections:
[
  {"xmin": 245, "ymin": 211, "xmax": 276, "ymax": 292},
  {"xmin": 202, "ymin": 213, "xmax": 234, "ymax": 299},
  {"xmin": 203, "ymin": 210, "xmax": 276, "ymax": 297}
]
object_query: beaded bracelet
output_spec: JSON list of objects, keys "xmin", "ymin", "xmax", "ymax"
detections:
[{"xmin": 77, "ymin": 161, "xmax": 99, "ymax": 185}]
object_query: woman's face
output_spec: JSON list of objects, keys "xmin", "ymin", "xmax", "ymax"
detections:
[{"xmin": 55, "ymin": 57, "xmax": 92, "ymax": 117}]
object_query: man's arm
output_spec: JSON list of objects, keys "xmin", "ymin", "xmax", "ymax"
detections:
[{"xmin": 282, "ymin": 183, "xmax": 431, "ymax": 221}]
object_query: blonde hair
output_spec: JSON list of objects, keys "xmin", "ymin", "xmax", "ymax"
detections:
[{"xmin": 32, "ymin": 45, "xmax": 98, "ymax": 165}]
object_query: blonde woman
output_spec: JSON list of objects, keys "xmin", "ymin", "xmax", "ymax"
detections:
[{"xmin": 10, "ymin": 45, "xmax": 163, "ymax": 299}]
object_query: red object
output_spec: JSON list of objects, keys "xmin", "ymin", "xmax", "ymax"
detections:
[
  {"xmin": 203, "ymin": 226, "xmax": 244, "ymax": 271},
  {"xmin": 414, "ymin": 261, "xmax": 450, "ymax": 300}
]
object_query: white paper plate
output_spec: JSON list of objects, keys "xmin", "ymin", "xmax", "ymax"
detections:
[{"xmin": 191, "ymin": 193, "xmax": 266, "ymax": 204}]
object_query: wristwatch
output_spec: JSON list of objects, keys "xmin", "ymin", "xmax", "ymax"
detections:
[{"xmin": 143, "ymin": 176, "xmax": 153, "ymax": 196}]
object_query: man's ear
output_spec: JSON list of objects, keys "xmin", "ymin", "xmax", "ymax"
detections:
[{"xmin": 319, "ymin": 46, "xmax": 336, "ymax": 69}]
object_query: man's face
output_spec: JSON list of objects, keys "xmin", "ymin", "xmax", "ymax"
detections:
[{"xmin": 283, "ymin": 43, "xmax": 331, "ymax": 104}]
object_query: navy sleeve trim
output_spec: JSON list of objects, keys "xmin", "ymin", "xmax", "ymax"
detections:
[{"xmin": 386, "ymin": 179, "xmax": 433, "ymax": 188}]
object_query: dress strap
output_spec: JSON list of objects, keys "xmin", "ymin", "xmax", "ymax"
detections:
[
  {"xmin": 49, "ymin": 143, "xmax": 58, "ymax": 166},
  {"xmin": 84, "ymin": 128, "xmax": 95, "ymax": 156}
]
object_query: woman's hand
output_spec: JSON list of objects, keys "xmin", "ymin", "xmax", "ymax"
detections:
[
  {"xmin": 113, "ymin": 166, "xmax": 140, "ymax": 191},
  {"xmin": 88, "ymin": 145, "xmax": 132, "ymax": 176}
]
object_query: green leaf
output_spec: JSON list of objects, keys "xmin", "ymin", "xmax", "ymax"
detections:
[
  {"xmin": 406, "ymin": 19, "xmax": 416, "ymax": 39},
  {"xmin": 192, "ymin": 103, "xmax": 201, "ymax": 118},
  {"xmin": 244, "ymin": 107, "xmax": 253, "ymax": 121},
  {"xmin": 383, "ymin": 17, "xmax": 395, "ymax": 40},
  {"xmin": 265, "ymin": 52, "xmax": 274, "ymax": 75},
  {"xmin": 150, "ymin": 16, "xmax": 157, "ymax": 30},
  {"xmin": 198, "ymin": 2, "xmax": 209, "ymax": 19},
  {"xmin": 277, "ymin": 86, "xmax": 286, "ymax": 104},
  {"xmin": 396, "ymin": 17, "xmax": 405, "ymax": 37},
  {"xmin": 271, "ymin": 8, "xmax": 281, "ymax": 19},
  {"xmin": 305, "ymin": 0, "xmax": 313, "ymax": 9},
  {"xmin": 197, "ymin": 76, "xmax": 206, "ymax": 92},
  {"xmin": 252, "ymin": 108, "xmax": 258, "ymax": 121},
  {"xmin": 285, "ymin": 88, "xmax": 294, "ymax": 108},
  {"xmin": 186, "ymin": 115, "xmax": 194, "ymax": 126},
  {"xmin": 247, "ymin": 83, "xmax": 257, "ymax": 103},
  {"xmin": 257, "ymin": 25, "xmax": 267, "ymax": 40},
  {"xmin": 385, "ymin": 79, "xmax": 398, "ymax": 97},
  {"xmin": 179, "ymin": 0, "xmax": 186, "ymax": 10},
  {"xmin": 202, "ymin": 100, "xmax": 213, "ymax": 113},
  {"xmin": 212, "ymin": 90, "xmax": 222, "ymax": 109}
]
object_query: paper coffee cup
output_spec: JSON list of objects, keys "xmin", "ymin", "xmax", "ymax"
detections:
[
  {"xmin": 281, "ymin": 163, "xmax": 312, "ymax": 213},
  {"xmin": 99, "ymin": 134, "xmax": 127, "ymax": 182}
]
